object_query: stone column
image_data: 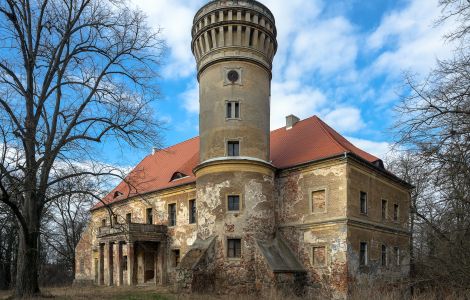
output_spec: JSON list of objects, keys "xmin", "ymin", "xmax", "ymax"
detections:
[
  {"xmin": 158, "ymin": 241, "xmax": 167, "ymax": 285},
  {"xmin": 108, "ymin": 242, "xmax": 114, "ymax": 286},
  {"xmin": 116, "ymin": 242, "xmax": 123, "ymax": 286},
  {"xmin": 99, "ymin": 244, "xmax": 105, "ymax": 285},
  {"xmin": 127, "ymin": 242, "xmax": 135, "ymax": 286}
]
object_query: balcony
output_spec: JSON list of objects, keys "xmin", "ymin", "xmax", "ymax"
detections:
[{"xmin": 98, "ymin": 223, "xmax": 167, "ymax": 242}]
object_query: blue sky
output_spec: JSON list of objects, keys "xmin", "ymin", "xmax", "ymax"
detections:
[{"xmin": 103, "ymin": 0, "xmax": 456, "ymax": 167}]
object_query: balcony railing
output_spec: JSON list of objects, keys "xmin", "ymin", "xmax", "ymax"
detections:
[{"xmin": 98, "ymin": 223, "xmax": 167, "ymax": 237}]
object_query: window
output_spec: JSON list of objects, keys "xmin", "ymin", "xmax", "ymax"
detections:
[
  {"xmin": 101, "ymin": 219, "xmax": 106, "ymax": 227},
  {"xmin": 360, "ymin": 191, "xmax": 368, "ymax": 214},
  {"xmin": 169, "ymin": 203, "xmax": 176, "ymax": 226},
  {"xmin": 113, "ymin": 215, "xmax": 118, "ymax": 225},
  {"xmin": 172, "ymin": 249, "xmax": 180, "ymax": 267},
  {"xmin": 79, "ymin": 258, "xmax": 85, "ymax": 273},
  {"xmin": 227, "ymin": 195, "xmax": 240, "ymax": 211},
  {"xmin": 226, "ymin": 101, "xmax": 240, "ymax": 119},
  {"xmin": 382, "ymin": 199, "xmax": 388, "ymax": 220},
  {"xmin": 189, "ymin": 199, "xmax": 196, "ymax": 224},
  {"xmin": 122, "ymin": 256, "xmax": 128, "ymax": 271},
  {"xmin": 393, "ymin": 204, "xmax": 399, "ymax": 221},
  {"xmin": 146, "ymin": 208, "xmax": 153, "ymax": 224},
  {"xmin": 311, "ymin": 190, "xmax": 326, "ymax": 213},
  {"xmin": 313, "ymin": 246, "xmax": 326, "ymax": 266},
  {"xmin": 381, "ymin": 245, "xmax": 387, "ymax": 267},
  {"xmin": 227, "ymin": 239, "xmax": 241, "ymax": 258},
  {"xmin": 126, "ymin": 213, "xmax": 132, "ymax": 224},
  {"xmin": 227, "ymin": 141, "xmax": 240, "ymax": 156},
  {"xmin": 394, "ymin": 247, "xmax": 400, "ymax": 266},
  {"xmin": 360, "ymin": 242, "xmax": 368, "ymax": 266}
]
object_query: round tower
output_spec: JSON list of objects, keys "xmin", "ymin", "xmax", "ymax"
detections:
[{"xmin": 191, "ymin": 0, "xmax": 277, "ymax": 291}]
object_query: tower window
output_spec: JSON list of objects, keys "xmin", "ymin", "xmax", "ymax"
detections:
[
  {"xmin": 227, "ymin": 141, "xmax": 240, "ymax": 156},
  {"xmin": 360, "ymin": 191, "xmax": 367, "ymax": 214},
  {"xmin": 227, "ymin": 195, "xmax": 240, "ymax": 211},
  {"xmin": 189, "ymin": 199, "xmax": 197, "ymax": 224},
  {"xmin": 168, "ymin": 203, "xmax": 176, "ymax": 226},
  {"xmin": 226, "ymin": 101, "xmax": 240, "ymax": 119},
  {"xmin": 227, "ymin": 238, "xmax": 241, "ymax": 258},
  {"xmin": 227, "ymin": 70, "xmax": 239, "ymax": 82},
  {"xmin": 360, "ymin": 242, "xmax": 368, "ymax": 266}
]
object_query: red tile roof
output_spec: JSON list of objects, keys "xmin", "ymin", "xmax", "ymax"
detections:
[{"xmin": 92, "ymin": 115, "xmax": 380, "ymax": 209}]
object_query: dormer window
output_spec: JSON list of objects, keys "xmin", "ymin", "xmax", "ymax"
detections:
[
  {"xmin": 113, "ymin": 191, "xmax": 123, "ymax": 199},
  {"xmin": 170, "ymin": 172, "xmax": 188, "ymax": 181}
]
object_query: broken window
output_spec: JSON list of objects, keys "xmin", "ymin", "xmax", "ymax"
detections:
[
  {"xmin": 313, "ymin": 246, "xmax": 326, "ymax": 266},
  {"xmin": 393, "ymin": 204, "xmax": 399, "ymax": 221},
  {"xmin": 381, "ymin": 245, "xmax": 387, "ymax": 267},
  {"xmin": 226, "ymin": 101, "xmax": 240, "ymax": 119},
  {"xmin": 360, "ymin": 242, "xmax": 368, "ymax": 266},
  {"xmin": 227, "ymin": 195, "xmax": 240, "ymax": 211},
  {"xmin": 172, "ymin": 249, "xmax": 180, "ymax": 267},
  {"xmin": 360, "ymin": 191, "xmax": 367, "ymax": 214},
  {"xmin": 311, "ymin": 190, "xmax": 326, "ymax": 213},
  {"xmin": 146, "ymin": 208, "xmax": 153, "ymax": 224},
  {"xmin": 169, "ymin": 203, "xmax": 176, "ymax": 226},
  {"xmin": 382, "ymin": 199, "xmax": 388, "ymax": 220},
  {"xmin": 227, "ymin": 141, "xmax": 240, "ymax": 156},
  {"xmin": 189, "ymin": 199, "xmax": 196, "ymax": 224},
  {"xmin": 227, "ymin": 239, "xmax": 241, "ymax": 258}
]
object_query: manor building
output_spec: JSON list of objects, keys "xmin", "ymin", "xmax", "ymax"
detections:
[{"xmin": 74, "ymin": 1, "xmax": 411, "ymax": 298}]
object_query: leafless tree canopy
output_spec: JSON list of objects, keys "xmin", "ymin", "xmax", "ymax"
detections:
[
  {"xmin": 392, "ymin": 0, "xmax": 470, "ymax": 291},
  {"xmin": 0, "ymin": 0, "xmax": 164, "ymax": 296}
]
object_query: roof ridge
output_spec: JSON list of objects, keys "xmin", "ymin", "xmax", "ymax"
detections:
[
  {"xmin": 158, "ymin": 135, "xmax": 199, "ymax": 153},
  {"xmin": 313, "ymin": 116, "xmax": 349, "ymax": 153}
]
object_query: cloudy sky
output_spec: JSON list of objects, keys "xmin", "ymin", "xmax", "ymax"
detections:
[{"xmin": 107, "ymin": 0, "xmax": 456, "ymax": 166}]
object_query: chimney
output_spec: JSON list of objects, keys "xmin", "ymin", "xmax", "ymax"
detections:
[
  {"xmin": 286, "ymin": 114, "xmax": 300, "ymax": 130},
  {"xmin": 152, "ymin": 147, "xmax": 158, "ymax": 155}
]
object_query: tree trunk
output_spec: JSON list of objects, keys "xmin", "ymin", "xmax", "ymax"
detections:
[{"xmin": 15, "ymin": 227, "xmax": 40, "ymax": 297}]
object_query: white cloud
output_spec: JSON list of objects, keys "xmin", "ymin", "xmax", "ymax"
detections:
[
  {"xmin": 346, "ymin": 136, "xmax": 392, "ymax": 159},
  {"xmin": 180, "ymin": 83, "xmax": 199, "ymax": 114},
  {"xmin": 323, "ymin": 107, "xmax": 365, "ymax": 133},
  {"xmin": 270, "ymin": 80, "xmax": 326, "ymax": 129},
  {"xmin": 367, "ymin": 0, "xmax": 456, "ymax": 77}
]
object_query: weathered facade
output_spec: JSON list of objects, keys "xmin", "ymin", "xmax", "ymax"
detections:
[{"xmin": 74, "ymin": 1, "xmax": 411, "ymax": 298}]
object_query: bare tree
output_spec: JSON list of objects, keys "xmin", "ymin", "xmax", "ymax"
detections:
[
  {"xmin": 0, "ymin": 0, "xmax": 164, "ymax": 296},
  {"xmin": 393, "ymin": 0, "xmax": 470, "ymax": 290}
]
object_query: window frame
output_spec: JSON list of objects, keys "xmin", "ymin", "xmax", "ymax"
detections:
[
  {"xmin": 168, "ymin": 203, "xmax": 177, "ymax": 227},
  {"xmin": 393, "ymin": 204, "xmax": 399, "ymax": 222},
  {"xmin": 381, "ymin": 199, "xmax": 388, "ymax": 220},
  {"xmin": 227, "ymin": 140, "xmax": 240, "ymax": 156},
  {"xmin": 172, "ymin": 249, "xmax": 180, "ymax": 267},
  {"xmin": 227, "ymin": 238, "xmax": 242, "ymax": 259},
  {"xmin": 359, "ymin": 241, "xmax": 368, "ymax": 266},
  {"xmin": 146, "ymin": 208, "xmax": 153, "ymax": 225},
  {"xmin": 394, "ymin": 247, "xmax": 400, "ymax": 266},
  {"xmin": 126, "ymin": 213, "xmax": 132, "ymax": 224},
  {"xmin": 225, "ymin": 100, "xmax": 241, "ymax": 120},
  {"xmin": 312, "ymin": 245, "xmax": 327, "ymax": 267},
  {"xmin": 189, "ymin": 199, "xmax": 197, "ymax": 224},
  {"xmin": 227, "ymin": 194, "xmax": 241, "ymax": 212},
  {"xmin": 381, "ymin": 244, "xmax": 387, "ymax": 267},
  {"xmin": 360, "ymin": 191, "xmax": 368, "ymax": 215}
]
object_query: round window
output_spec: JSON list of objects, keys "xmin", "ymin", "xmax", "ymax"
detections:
[{"xmin": 227, "ymin": 70, "xmax": 239, "ymax": 82}]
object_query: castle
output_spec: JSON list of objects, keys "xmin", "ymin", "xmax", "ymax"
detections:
[{"xmin": 74, "ymin": 1, "xmax": 411, "ymax": 298}]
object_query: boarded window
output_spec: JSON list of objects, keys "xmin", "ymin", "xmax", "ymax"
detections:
[
  {"xmin": 227, "ymin": 239, "xmax": 241, "ymax": 258},
  {"xmin": 228, "ymin": 195, "xmax": 240, "ymax": 211},
  {"xmin": 360, "ymin": 242, "xmax": 368, "ymax": 266},
  {"xmin": 311, "ymin": 190, "xmax": 326, "ymax": 213},
  {"xmin": 169, "ymin": 204, "xmax": 176, "ymax": 226},
  {"xmin": 360, "ymin": 191, "xmax": 367, "ymax": 214},
  {"xmin": 189, "ymin": 199, "xmax": 196, "ymax": 224},
  {"xmin": 313, "ymin": 246, "xmax": 326, "ymax": 266}
]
